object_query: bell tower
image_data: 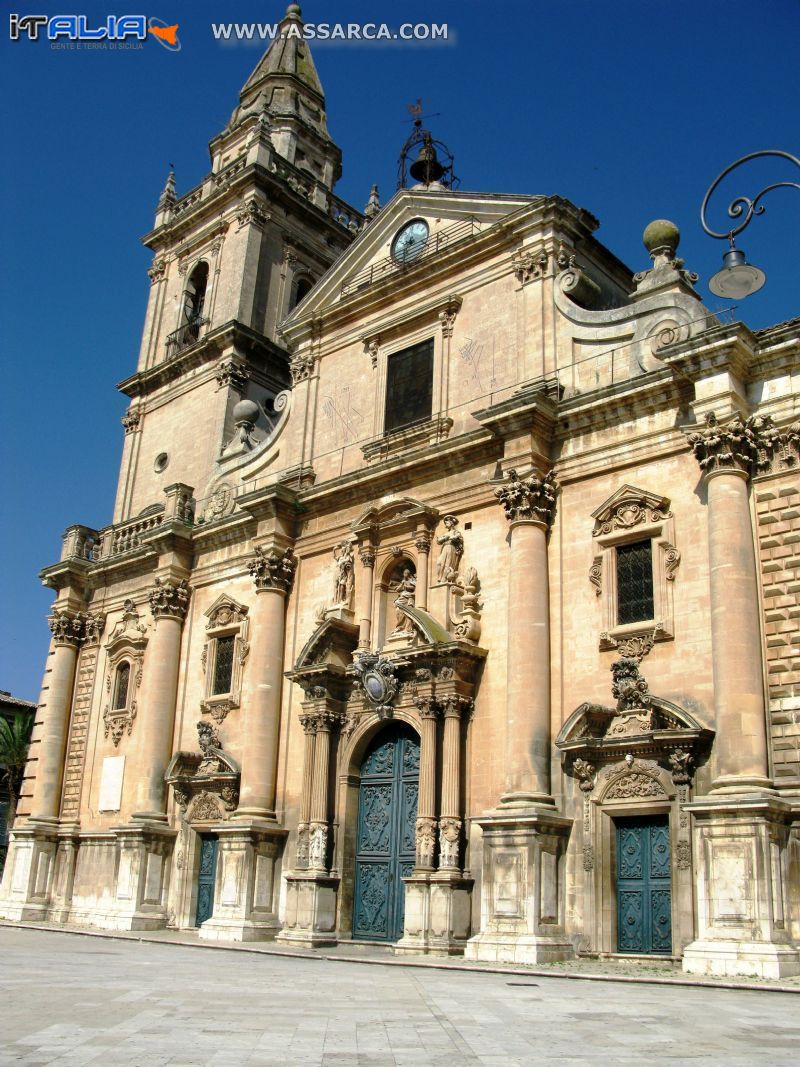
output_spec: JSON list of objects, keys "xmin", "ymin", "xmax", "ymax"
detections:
[{"xmin": 114, "ymin": 3, "xmax": 362, "ymax": 523}]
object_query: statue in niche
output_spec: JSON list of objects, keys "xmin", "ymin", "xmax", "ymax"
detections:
[
  {"xmin": 332, "ymin": 541, "xmax": 355, "ymax": 608},
  {"xmin": 436, "ymin": 515, "xmax": 464, "ymax": 583},
  {"xmin": 388, "ymin": 563, "xmax": 417, "ymax": 636}
]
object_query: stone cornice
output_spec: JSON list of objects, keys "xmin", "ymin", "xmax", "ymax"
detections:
[
  {"xmin": 118, "ymin": 320, "xmax": 290, "ymax": 401},
  {"xmin": 472, "ymin": 377, "xmax": 561, "ymax": 441},
  {"xmin": 657, "ymin": 322, "xmax": 757, "ymax": 383},
  {"xmin": 555, "ymin": 367, "xmax": 691, "ymax": 439}
]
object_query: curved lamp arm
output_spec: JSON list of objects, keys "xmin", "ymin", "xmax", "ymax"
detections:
[{"xmin": 700, "ymin": 150, "xmax": 800, "ymax": 243}]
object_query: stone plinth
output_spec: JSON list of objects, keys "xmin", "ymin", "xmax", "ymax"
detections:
[
  {"xmin": 681, "ymin": 792, "xmax": 800, "ymax": 978},
  {"xmin": 0, "ymin": 818, "xmax": 60, "ymax": 922},
  {"xmin": 108, "ymin": 821, "xmax": 177, "ymax": 931},
  {"xmin": 277, "ymin": 871, "xmax": 340, "ymax": 947},
  {"xmin": 197, "ymin": 820, "xmax": 286, "ymax": 942},
  {"xmin": 464, "ymin": 807, "xmax": 575, "ymax": 964},
  {"xmin": 394, "ymin": 870, "xmax": 473, "ymax": 956}
]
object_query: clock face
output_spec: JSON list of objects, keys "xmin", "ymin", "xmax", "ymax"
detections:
[{"xmin": 391, "ymin": 219, "xmax": 430, "ymax": 264}]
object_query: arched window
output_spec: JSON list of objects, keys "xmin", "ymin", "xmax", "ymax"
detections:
[
  {"xmin": 290, "ymin": 275, "xmax": 315, "ymax": 311},
  {"xmin": 184, "ymin": 262, "xmax": 209, "ymax": 325},
  {"xmin": 112, "ymin": 662, "xmax": 131, "ymax": 711}
]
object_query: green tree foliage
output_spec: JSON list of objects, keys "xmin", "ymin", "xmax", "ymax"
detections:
[{"xmin": 0, "ymin": 710, "xmax": 34, "ymax": 828}]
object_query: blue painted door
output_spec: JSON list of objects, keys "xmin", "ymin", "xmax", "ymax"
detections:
[
  {"xmin": 353, "ymin": 725, "xmax": 419, "ymax": 942},
  {"xmin": 616, "ymin": 816, "xmax": 671, "ymax": 954},
  {"xmin": 195, "ymin": 834, "xmax": 218, "ymax": 927}
]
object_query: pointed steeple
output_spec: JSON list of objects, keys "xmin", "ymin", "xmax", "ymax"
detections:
[
  {"xmin": 225, "ymin": 4, "xmax": 342, "ymax": 191},
  {"xmin": 157, "ymin": 166, "xmax": 176, "ymax": 211},
  {"xmin": 364, "ymin": 184, "xmax": 381, "ymax": 222}
]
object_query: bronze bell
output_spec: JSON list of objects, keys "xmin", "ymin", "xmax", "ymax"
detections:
[{"xmin": 409, "ymin": 134, "xmax": 445, "ymax": 184}]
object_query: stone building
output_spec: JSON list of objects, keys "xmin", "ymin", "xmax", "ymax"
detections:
[{"xmin": 2, "ymin": 5, "xmax": 799, "ymax": 977}]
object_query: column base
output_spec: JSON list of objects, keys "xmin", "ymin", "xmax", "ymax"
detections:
[
  {"xmin": 682, "ymin": 939, "xmax": 800, "ymax": 979},
  {"xmin": 394, "ymin": 870, "xmax": 473, "ymax": 956},
  {"xmin": 464, "ymin": 804, "xmax": 575, "ymax": 965},
  {"xmin": 197, "ymin": 820, "xmax": 286, "ymax": 943},
  {"xmin": 110, "ymin": 821, "xmax": 177, "ymax": 931},
  {"xmin": 682, "ymin": 790, "xmax": 799, "ymax": 979},
  {"xmin": 0, "ymin": 818, "xmax": 59, "ymax": 921},
  {"xmin": 276, "ymin": 871, "xmax": 340, "ymax": 948},
  {"xmin": 709, "ymin": 775, "xmax": 775, "ymax": 795}
]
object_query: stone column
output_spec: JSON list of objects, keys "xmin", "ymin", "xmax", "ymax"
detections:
[
  {"xmin": 236, "ymin": 546, "xmax": 296, "ymax": 818},
  {"xmin": 682, "ymin": 413, "xmax": 800, "ymax": 979},
  {"xmin": 464, "ymin": 469, "xmax": 573, "ymax": 965},
  {"xmin": 414, "ymin": 533, "xmax": 432, "ymax": 612},
  {"xmin": 308, "ymin": 712, "xmax": 333, "ymax": 870},
  {"xmin": 415, "ymin": 698, "xmax": 440, "ymax": 870},
  {"xmin": 439, "ymin": 697, "xmax": 470, "ymax": 871},
  {"xmin": 688, "ymin": 412, "xmax": 771, "ymax": 791},
  {"xmin": 131, "ymin": 579, "xmax": 191, "ymax": 820},
  {"xmin": 496, "ymin": 469, "xmax": 558, "ymax": 805},
  {"xmin": 295, "ymin": 714, "xmax": 317, "ymax": 867},
  {"xmin": 357, "ymin": 545, "xmax": 376, "ymax": 649},
  {"xmin": 28, "ymin": 611, "xmax": 85, "ymax": 822}
]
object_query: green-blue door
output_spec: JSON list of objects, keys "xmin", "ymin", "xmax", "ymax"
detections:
[
  {"xmin": 195, "ymin": 834, "xmax": 218, "ymax": 927},
  {"xmin": 616, "ymin": 816, "xmax": 671, "ymax": 954},
  {"xmin": 352, "ymin": 725, "xmax": 419, "ymax": 942}
]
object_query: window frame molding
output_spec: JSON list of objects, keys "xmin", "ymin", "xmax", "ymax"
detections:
[
  {"xmin": 102, "ymin": 601, "xmax": 148, "ymax": 748},
  {"xmin": 590, "ymin": 485, "xmax": 680, "ymax": 651},
  {"xmin": 200, "ymin": 594, "xmax": 250, "ymax": 723}
]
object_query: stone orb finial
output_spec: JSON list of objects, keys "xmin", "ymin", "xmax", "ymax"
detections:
[
  {"xmin": 285, "ymin": 3, "xmax": 302, "ymax": 16},
  {"xmin": 643, "ymin": 219, "xmax": 680, "ymax": 256},
  {"xmin": 233, "ymin": 398, "xmax": 260, "ymax": 425}
]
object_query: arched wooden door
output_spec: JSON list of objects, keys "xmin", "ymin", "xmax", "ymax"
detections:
[{"xmin": 352, "ymin": 724, "xmax": 419, "ymax": 942}]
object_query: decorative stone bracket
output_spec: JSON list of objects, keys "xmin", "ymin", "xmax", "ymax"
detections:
[{"xmin": 165, "ymin": 720, "xmax": 241, "ymax": 824}]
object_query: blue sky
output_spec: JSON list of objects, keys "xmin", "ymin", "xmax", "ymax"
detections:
[{"xmin": 1, "ymin": 0, "xmax": 798, "ymax": 700}]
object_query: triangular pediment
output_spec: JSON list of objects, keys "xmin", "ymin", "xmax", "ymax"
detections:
[
  {"xmin": 280, "ymin": 188, "xmax": 541, "ymax": 334},
  {"xmin": 591, "ymin": 484, "xmax": 672, "ymax": 536}
]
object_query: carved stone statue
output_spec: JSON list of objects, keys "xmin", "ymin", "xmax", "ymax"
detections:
[
  {"xmin": 436, "ymin": 515, "xmax": 464, "ymax": 583},
  {"xmin": 196, "ymin": 720, "xmax": 223, "ymax": 774},
  {"xmin": 332, "ymin": 541, "xmax": 355, "ymax": 608},
  {"xmin": 389, "ymin": 565, "xmax": 417, "ymax": 635}
]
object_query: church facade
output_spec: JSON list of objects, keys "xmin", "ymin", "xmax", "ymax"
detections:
[{"xmin": 2, "ymin": 5, "xmax": 799, "ymax": 978}]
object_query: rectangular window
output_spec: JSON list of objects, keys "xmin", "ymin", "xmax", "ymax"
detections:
[
  {"xmin": 212, "ymin": 635, "xmax": 235, "ymax": 695},
  {"xmin": 384, "ymin": 340, "xmax": 433, "ymax": 434},
  {"xmin": 616, "ymin": 540, "xmax": 654, "ymax": 625}
]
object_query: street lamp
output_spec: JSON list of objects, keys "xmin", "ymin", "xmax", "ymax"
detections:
[{"xmin": 700, "ymin": 149, "xmax": 800, "ymax": 298}]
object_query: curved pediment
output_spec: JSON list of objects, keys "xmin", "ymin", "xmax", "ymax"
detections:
[
  {"xmin": 293, "ymin": 613, "xmax": 359, "ymax": 672},
  {"xmin": 351, "ymin": 496, "xmax": 438, "ymax": 538},
  {"xmin": 557, "ymin": 694, "xmax": 707, "ymax": 749},
  {"xmin": 395, "ymin": 604, "xmax": 455, "ymax": 646}
]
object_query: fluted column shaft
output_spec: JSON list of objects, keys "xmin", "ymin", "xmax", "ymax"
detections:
[
  {"xmin": 414, "ymin": 535, "xmax": 431, "ymax": 611},
  {"xmin": 238, "ymin": 546, "xmax": 296, "ymax": 819},
  {"xmin": 415, "ymin": 701, "xmax": 439, "ymax": 870},
  {"xmin": 29, "ymin": 613, "xmax": 83, "ymax": 822},
  {"xmin": 358, "ymin": 546, "xmax": 376, "ymax": 648},
  {"xmin": 706, "ymin": 469, "xmax": 770, "ymax": 786},
  {"xmin": 133, "ymin": 580, "xmax": 190, "ymax": 819},
  {"xmin": 309, "ymin": 719, "xmax": 331, "ymax": 826}
]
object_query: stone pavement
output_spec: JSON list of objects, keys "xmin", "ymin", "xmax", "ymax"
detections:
[{"xmin": 2, "ymin": 927, "xmax": 799, "ymax": 1066}]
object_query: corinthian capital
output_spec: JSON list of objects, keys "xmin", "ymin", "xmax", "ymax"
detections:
[
  {"xmin": 687, "ymin": 411, "xmax": 780, "ymax": 479},
  {"xmin": 248, "ymin": 545, "xmax": 297, "ymax": 593},
  {"xmin": 494, "ymin": 468, "xmax": 558, "ymax": 527},
  {"xmin": 48, "ymin": 610, "xmax": 84, "ymax": 647},
  {"xmin": 149, "ymin": 577, "xmax": 191, "ymax": 620}
]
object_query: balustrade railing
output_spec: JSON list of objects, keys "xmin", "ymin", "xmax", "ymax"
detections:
[
  {"xmin": 110, "ymin": 510, "xmax": 164, "ymax": 556},
  {"xmin": 165, "ymin": 316, "xmax": 207, "ymax": 360}
]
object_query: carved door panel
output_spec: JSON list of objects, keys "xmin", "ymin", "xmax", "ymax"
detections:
[
  {"xmin": 616, "ymin": 816, "xmax": 671, "ymax": 954},
  {"xmin": 353, "ymin": 725, "xmax": 419, "ymax": 942},
  {"xmin": 195, "ymin": 834, "xmax": 218, "ymax": 927}
]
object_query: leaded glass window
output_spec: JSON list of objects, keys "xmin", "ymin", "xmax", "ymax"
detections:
[
  {"xmin": 616, "ymin": 540, "xmax": 654, "ymax": 625},
  {"xmin": 384, "ymin": 340, "xmax": 433, "ymax": 434},
  {"xmin": 112, "ymin": 662, "xmax": 130, "ymax": 711},
  {"xmin": 212, "ymin": 635, "xmax": 235, "ymax": 695}
]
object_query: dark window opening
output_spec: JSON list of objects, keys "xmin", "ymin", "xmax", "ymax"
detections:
[
  {"xmin": 384, "ymin": 340, "xmax": 433, "ymax": 434},
  {"xmin": 184, "ymin": 262, "xmax": 209, "ymax": 325},
  {"xmin": 112, "ymin": 662, "xmax": 131, "ymax": 711},
  {"xmin": 616, "ymin": 540, "xmax": 655, "ymax": 625},
  {"xmin": 291, "ymin": 276, "xmax": 314, "ymax": 310},
  {"xmin": 212, "ymin": 635, "xmax": 235, "ymax": 696}
]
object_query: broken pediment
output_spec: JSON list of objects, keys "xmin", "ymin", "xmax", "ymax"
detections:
[{"xmin": 591, "ymin": 485, "xmax": 671, "ymax": 537}]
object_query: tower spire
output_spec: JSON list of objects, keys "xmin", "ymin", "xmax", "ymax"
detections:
[{"xmin": 157, "ymin": 166, "xmax": 176, "ymax": 211}]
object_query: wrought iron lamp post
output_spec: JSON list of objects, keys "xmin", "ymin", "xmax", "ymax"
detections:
[{"xmin": 700, "ymin": 150, "xmax": 799, "ymax": 298}]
